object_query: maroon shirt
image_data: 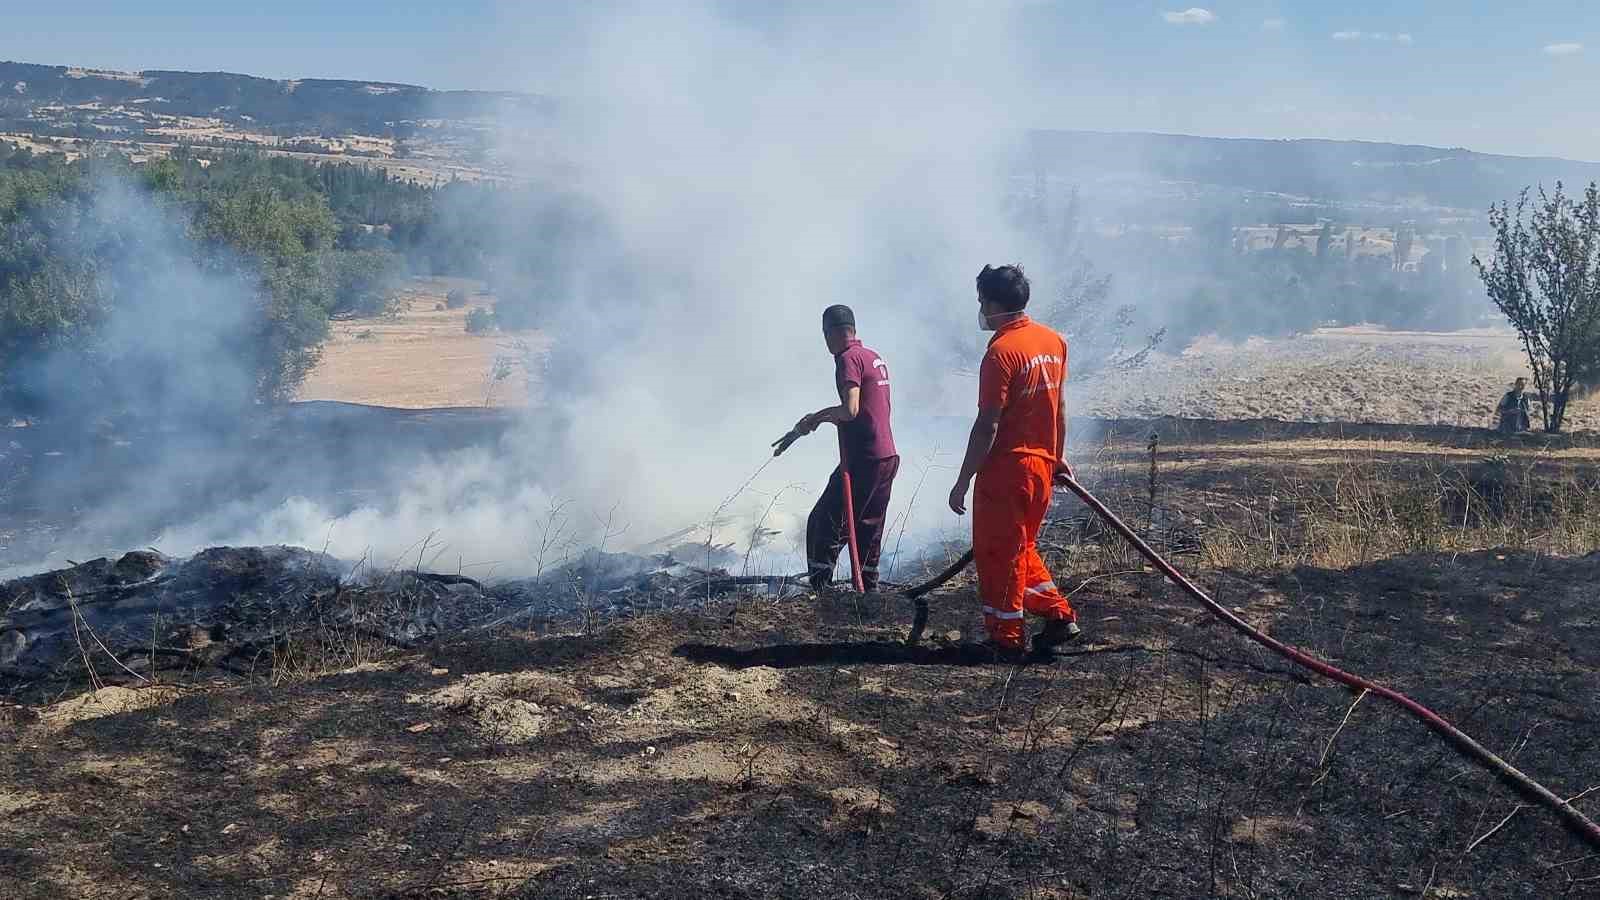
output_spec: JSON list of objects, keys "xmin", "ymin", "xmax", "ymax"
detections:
[{"xmin": 835, "ymin": 339, "xmax": 896, "ymax": 462}]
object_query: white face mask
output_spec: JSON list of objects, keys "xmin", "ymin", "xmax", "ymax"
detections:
[{"xmin": 979, "ymin": 307, "xmax": 1014, "ymax": 332}]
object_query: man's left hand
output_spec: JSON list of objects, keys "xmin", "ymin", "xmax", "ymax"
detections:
[
  {"xmin": 1053, "ymin": 461, "xmax": 1076, "ymax": 485},
  {"xmin": 948, "ymin": 479, "xmax": 970, "ymax": 515},
  {"xmin": 794, "ymin": 413, "xmax": 818, "ymax": 435}
]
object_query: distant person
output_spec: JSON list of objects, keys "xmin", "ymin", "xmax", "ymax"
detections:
[
  {"xmin": 948, "ymin": 265, "xmax": 1079, "ymax": 658},
  {"xmin": 1496, "ymin": 378, "xmax": 1532, "ymax": 434},
  {"xmin": 786, "ymin": 305, "xmax": 898, "ymax": 592}
]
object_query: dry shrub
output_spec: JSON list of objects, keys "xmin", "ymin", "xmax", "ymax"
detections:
[
  {"xmin": 260, "ymin": 570, "xmax": 444, "ymax": 685},
  {"xmin": 1049, "ymin": 444, "xmax": 1600, "ymax": 578},
  {"xmin": 266, "ymin": 624, "xmax": 383, "ymax": 686},
  {"xmin": 1189, "ymin": 451, "xmax": 1600, "ymax": 571}
]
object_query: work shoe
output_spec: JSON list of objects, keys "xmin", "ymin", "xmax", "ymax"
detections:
[{"xmin": 1033, "ymin": 619, "xmax": 1082, "ymax": 653}]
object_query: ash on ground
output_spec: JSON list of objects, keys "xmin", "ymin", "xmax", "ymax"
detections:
[{"xmin": 0, "ymin": 543, "xmax": 812, "ymax": 695}]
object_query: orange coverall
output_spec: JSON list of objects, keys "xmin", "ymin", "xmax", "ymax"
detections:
[{"xmin": 975, "ymin": 315, "xmax": 1075, "ymax": 649}]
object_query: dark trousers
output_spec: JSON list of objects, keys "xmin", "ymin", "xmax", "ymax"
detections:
[{"xmin": 806, "ymin": 455, "xmax": 899, "ymax": 591}]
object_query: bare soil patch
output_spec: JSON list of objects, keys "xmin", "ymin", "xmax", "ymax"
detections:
[{"xmin": 296, "ymin": 278, "xmax": 546, "ymax": 409}]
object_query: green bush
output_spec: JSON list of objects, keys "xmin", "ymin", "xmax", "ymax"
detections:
[{"xmin": 464, "ymin": 307, "xmax": 495, "ymax": 334}]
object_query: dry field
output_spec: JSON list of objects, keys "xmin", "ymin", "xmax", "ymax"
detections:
[
  {"xmin": 1076, "ymin": 326, "xmax": 1600, "ymax": 432},
  {"xmin": 5, "ymin": 421, "xmax": 1600, "ymax": 898},
  {"xmin": 296, "ymin": 299, "xmax": 1587, "ymax": 434},
  {"xmin": 296, "ymin": 278, "xmax": 546, "ymax": 409}
]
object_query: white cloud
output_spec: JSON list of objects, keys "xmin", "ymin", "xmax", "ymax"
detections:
[
  {"xmin": 1163, "ymin": 8, "xmax": 1216, "ymax": 25},
  {"xmin": 1333, "ymin": 31, "xmax": 1414, "ymax": 45},
  {"xmin": 1545, "ymin": 42, "xmax": 1584, "ymax": 57},
  {"xmin": 1262, "ymin": 18, "xmax": 1286, "ymax": 31}
]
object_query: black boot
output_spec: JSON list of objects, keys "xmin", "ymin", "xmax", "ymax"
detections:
[{"xmin": 1034, "ymin": 618, "xmax": 1082, "ymax": 653}]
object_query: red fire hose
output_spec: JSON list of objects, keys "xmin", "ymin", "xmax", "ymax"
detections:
[
  {"xmin": 1062, "ymin": 473, "xmax": 1600, "ymax": 851},
  {"xmin": 904, "ymin": 474, "xmax": 1600, "ymax": 851},
  {"xmin": 839, "ymin": 434, "xmax": 866, "ymax": 593},
  {"xmin": 770, "ymin": 424, "xmax": 865, "ymax": 592}
]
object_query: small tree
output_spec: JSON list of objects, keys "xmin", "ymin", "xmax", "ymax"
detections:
[
  {"xmin": 483, "ymin": 353, "xmax": 516, "ymax": 406},
  {"xmin": 1037, "ymin": 187, "xmax": 1163, "ymax": 377},
  {"xmin": 1045, "ymin": 261, "xmax": 1164, "ymax": 376},
  {"xmin": 1392, "ymin": 227, "xmax": 1414, "ymax": 271},
  {"xmin": 1473, "ymin": 183, "xmax": 1600, "ymax": 433}
]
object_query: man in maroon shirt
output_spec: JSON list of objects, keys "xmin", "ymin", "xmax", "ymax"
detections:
[{"xmin": 788, "ymin": 305, "xmax": 899, "ymax": 592}]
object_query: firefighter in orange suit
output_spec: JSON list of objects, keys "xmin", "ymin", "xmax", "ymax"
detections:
[{"xmin": 948, "ymin": 264, "xmax": 1080, "ymax": 657}]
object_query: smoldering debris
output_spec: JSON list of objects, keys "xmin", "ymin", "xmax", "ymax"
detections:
[{"xmin": 0, "ymin": 542, "xmax": 809, "ymax": 691}]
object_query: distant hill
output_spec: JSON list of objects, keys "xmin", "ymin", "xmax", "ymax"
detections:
[
  {"xmin": 6, "ymin": 59, "xmax": 1599, "ymax": 214},
  {"xmin": 1026, "ymin": 130, "xmax": 1600, "ymax": 213},
  {"xmin": 0, "ymin": 60, "xmax": 552, "ymax": 137}
]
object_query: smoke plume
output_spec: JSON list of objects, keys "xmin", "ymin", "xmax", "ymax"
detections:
[
  {"xmin": 6, "ymin": 2, "xmax": 1057, "ymax": 579},
  {"xmin": 482, "ymin": 1, "xmax": 1049, "ymax": 566}
]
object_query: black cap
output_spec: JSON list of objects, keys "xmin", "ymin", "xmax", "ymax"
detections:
[{"xmin": 822, "ymin": 304, "xmax": 855, "ymax": 330}]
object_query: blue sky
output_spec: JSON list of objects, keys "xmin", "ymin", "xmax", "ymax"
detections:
[{"xmin": 3, "ymin": 2, "xmax": 1598, "ymax": 159}]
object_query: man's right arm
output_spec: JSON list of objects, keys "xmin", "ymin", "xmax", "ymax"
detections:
[
  {"xmin": 949, "ymin": 350, "xmax": 1009, "ymax": 514},
  {"xmin": 949, "ymin": 408, "xmax": 1001, "ymax": 514},
  {"xmin": 1054, "ymin": 387, "xmax": 1073, "ymax": 483}
]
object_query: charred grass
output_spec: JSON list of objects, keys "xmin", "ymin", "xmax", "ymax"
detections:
[{"xmin": 4, "ymin": 420, "xmax": 1600, "ymax": 898}]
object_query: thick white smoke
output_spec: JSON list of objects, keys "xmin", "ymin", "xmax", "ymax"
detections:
[
  {"xmin": 147, "ymin": 447, "xmax": 557, "ymax": 579},
  {"xmin": 485, "ymin": 1, "xmax": 1049, "ymax": 570},
  {"xmin": 6, "ymin": 2, "xmax": 1057, "ymax": 580}
]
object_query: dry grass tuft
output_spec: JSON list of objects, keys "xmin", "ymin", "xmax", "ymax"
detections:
[{"xmin": 1045, "ymin": 438, "xmax": 1600, "ymax": 581}]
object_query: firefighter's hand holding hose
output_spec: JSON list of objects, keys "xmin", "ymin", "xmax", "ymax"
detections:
[
  {"xmin": 792, "ymin": 412, "xmax": 822, "ymax": 436},
  {"xmin": 771, "ymin": 414, "xmax": 821, "ymax": 457}
]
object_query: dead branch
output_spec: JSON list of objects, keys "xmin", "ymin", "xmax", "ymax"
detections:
[{"xmin": 1319, "ymin": 688, "xmax": 1371, "ymax": 769}]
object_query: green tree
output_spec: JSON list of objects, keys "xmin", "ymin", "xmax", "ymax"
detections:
[
  {"xmin": 328, "ymin": 249, "xmax": 403, "ymax": 317},
  {"xmin": 1315, "ymin": 221, "xmax": 1335, "ymax": 260},
  {"xmin": 1473, "ymin": 183, "xmax": 1600, "ymax": 433},
  {"xmin": 193, "ymin": 188, "xmax": 338, "ymax": 260},
  {"xmin": 252, "ymin": 255, "xmax": 335, "ymax": 402},
  {"xmin": 1392, "ymin": 227, "xmax": 1415, "ymax": 271}
]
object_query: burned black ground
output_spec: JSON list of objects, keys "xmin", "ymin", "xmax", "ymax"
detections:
[{"xmin": 3, "ymin": 419, "xmax": 1599, "ymax": 899}]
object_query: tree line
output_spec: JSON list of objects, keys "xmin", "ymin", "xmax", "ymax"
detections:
[
  {"xmin": 0, "ymin": 144, "xmax": 582, "ymax": 421},
  {"xmin": 7, "ymin": 140, "xmax": 1596, "ymax": 432},
  {"xmin": 1013, "ymin": 184, "xmax": 1492, "ymax": 348}
]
